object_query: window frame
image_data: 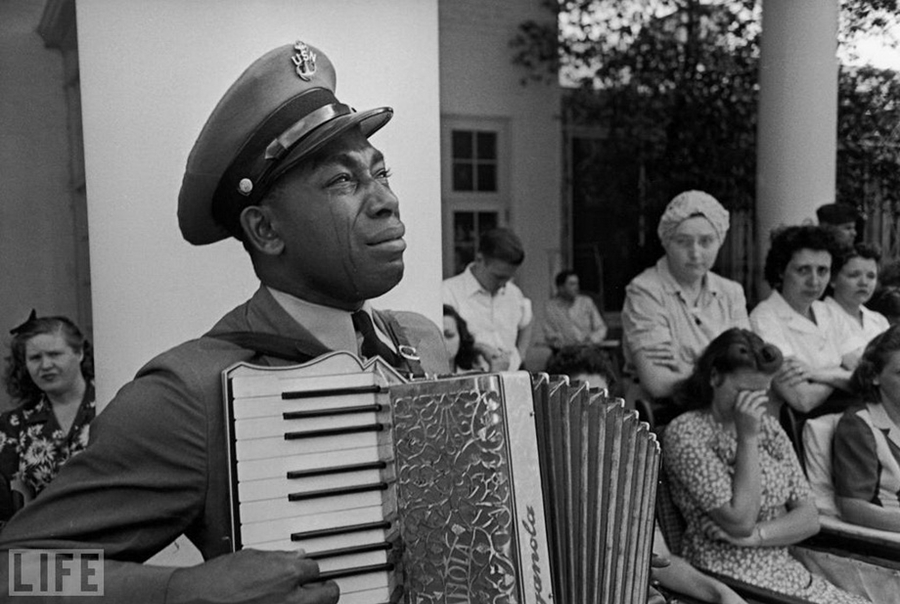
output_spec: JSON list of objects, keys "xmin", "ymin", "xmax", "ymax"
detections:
[{"xmin": 441, "ymin": 116, "xmax": 510, "ymax": 277}]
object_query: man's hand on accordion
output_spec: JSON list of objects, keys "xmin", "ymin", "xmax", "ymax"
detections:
[
  {"xmin": 167, "ymin": 548, "xmax": 339, "ymax": 604},
  {"xmin": 647, "ymin": 553, "xmax": 671, "ymax": 604}
]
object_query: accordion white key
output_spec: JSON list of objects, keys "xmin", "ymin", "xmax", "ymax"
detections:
[{"xmin": 223, "ymin": 351, "xmax": 659, "ymax": 604}]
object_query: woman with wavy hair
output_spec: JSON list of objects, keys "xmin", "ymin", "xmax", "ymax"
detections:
[
  {"xmin": 833, "ymin": 325, "xmax": 900, "ymax": 531},
  {"xmin": 825, "ymin": 242, "xmax": 889, "ymax": 351},
  {"xmin": 0, "ymin": 312, "xmax": 95, "ymax": 509},
  {"xmin": 663, "ymin": 328, "xmax": 866, "ymax": 603},
  {"xmin": 750, "ymin": 225, "xmax": 859, "ymax": 415},
  {"xmin": 441, "ymin": 304, "xmax": 487, "ymax": 373}
]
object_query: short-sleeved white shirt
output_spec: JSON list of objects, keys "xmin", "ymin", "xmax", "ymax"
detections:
[
  {"xmin": 442, "ymin": 264, "xmax": 533, "ymax": 370},
  {"xmin": 750, "ymin": 290, "xmax": 858, "ymax": 368}
]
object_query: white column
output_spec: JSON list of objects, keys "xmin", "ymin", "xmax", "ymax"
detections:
[{"xmin": 756, "ymin": 0, "xmax": 840, "ymax": 296}]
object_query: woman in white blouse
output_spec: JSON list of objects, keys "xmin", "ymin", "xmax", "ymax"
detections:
[
  {"xmin": 824, "ymin": 243, "xmax": 890, "ymax": 353},
  {"xmin": 750, "ymin": 225, "xmax": 858, "ymax": 415}
]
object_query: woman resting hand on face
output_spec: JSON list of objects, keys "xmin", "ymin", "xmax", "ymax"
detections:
[
  {"xmin": 663, "ymin": 328, "xmax": 867, "ymax": 604},
  {"xmin": 0, "ymin": 312, "xmax": 95, "ymax": 512},
  {"xmin": 833, "ymin": 325, "xmax": 900, "ymax": 532}
]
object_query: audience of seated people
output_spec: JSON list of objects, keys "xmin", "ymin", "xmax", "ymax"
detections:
[
  {"xmin": 621, "ymin": 190, "xmax": 749, "ymax": 426},
  {"xmin": 0, "ymin": 312, "xmax": 95, "ymax": 523},
  {"xmin": 823, "ymin": 243, "xmax": 889, "ymax": 354},
  {"xmin": 662, "ymin": 328, "xmax": 867, "ymax": 604},
  {"xmin": 542, "ymin": 269, "xmax": 608, "ymax": 350},
  {"xmin": 750, "ymin": 225, "xmax": 859, "ymax": 416},
  {"xmin": 7, "ymin": 195, "xmax": 888, "ymax": 600},
  {"xmin": 443, "ymin": 228, "xmax": 533, "ymax": 372},
  {"xmin": 833, "ymin": 325, "xmax": 900, "ymax": 532},
  {"xmin": 441, "ymin": 304, "xmax": 488, "ymax": 374}
]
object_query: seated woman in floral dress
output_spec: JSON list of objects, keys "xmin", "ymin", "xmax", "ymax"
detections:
[
  {"xmin": 0, "ymin": 312, "xmax": 95, "ymax": 520},
  {"xmin": 663, "ymin": 328, "xmax": 868, "ymax": 603}
]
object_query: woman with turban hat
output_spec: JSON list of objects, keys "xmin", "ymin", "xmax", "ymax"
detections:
[{"xmin": 621, "ymin": 190, "xmax": 750, "ymax": 426}]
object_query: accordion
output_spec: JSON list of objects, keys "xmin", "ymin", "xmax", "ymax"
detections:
[{"xmin": 223, "ymin": 351, "xmax": 659, "ymax": 604}]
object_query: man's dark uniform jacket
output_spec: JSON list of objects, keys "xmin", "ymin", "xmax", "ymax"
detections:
[{"xmin": 0, "ymin": 287, "xmax": 448, "ymax": 598}]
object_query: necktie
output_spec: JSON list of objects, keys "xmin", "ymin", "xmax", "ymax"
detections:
[{"xmin": 351, "ymin": 310, "xmax": 399, "ymax": 367}]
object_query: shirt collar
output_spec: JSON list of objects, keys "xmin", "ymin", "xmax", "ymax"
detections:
[
  {"xmin": 766, "ymin": 289, "xmax": 796, "ymax": 317},
  {"xmin": 267, "ymin": 286, "xmax": 360, "ymax": 353},
  {"xmin": 24, "ymin": 396, "xmax": 53, "ymax": 426},
  {"xmin": 824, "ymin": 295, "xmax": 859, "ymax": 322},
  {"xmin": 859, "ymin": 305, "xmax": 890, "ymax": 330},
  {"xmin": 866, "ymin": 401, "xmax": 900, "ymax": 448},
  {"xmin": 656, "ymin": 256, "xmax": 717, "ymax": 297},
  {"xmin": 266, "ymin": 287, "xmax": 393, "ymax": 354},
  {"xmin": 462, "ymin": 263, "xmax": 505, "ymax": 297},
  {"xmin": 767, "ymin": 289, "xmax": 822, "ymax": 328},
  {"xmin": 24, "ymin": 383, "xmax": 96, "ymax": 439}
]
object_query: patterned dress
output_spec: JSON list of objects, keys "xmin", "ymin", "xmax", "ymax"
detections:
[
  {"xmin": 0, "ymin": 384, "xmax": 95, "ymax": 498},
  {"xmin": 664, "ymin": 410, "xmax": 869, "ymax": 604}
]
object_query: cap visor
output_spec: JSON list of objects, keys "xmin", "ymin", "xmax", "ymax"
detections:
[{"xmin": 272, "ymin": 106, "xmax": 393, "ymax": 181}]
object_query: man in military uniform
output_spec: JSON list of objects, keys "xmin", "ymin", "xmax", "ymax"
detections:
[{"xmin": 0, "ymin": 40, "xmax": 448, "ymax": 603}]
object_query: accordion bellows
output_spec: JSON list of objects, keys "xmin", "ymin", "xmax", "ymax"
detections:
[{"xmin": 223, "ymin": 352, "xmax": 659, "ymax": 604}]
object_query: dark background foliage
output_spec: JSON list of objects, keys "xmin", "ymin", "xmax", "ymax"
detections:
[{"xmin": 511, "ymin": 0, "xmax": 900, "ymax": 306}]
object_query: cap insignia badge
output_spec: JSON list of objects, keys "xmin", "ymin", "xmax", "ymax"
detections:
[{"xmin": 291, "ymin": 41, "xmax": 317, "ymax": 81}]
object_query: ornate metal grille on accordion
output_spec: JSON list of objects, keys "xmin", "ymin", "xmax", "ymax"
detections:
[{"xmin": 223, "ymin": 351, "xmax": 660, "ymax": 604}]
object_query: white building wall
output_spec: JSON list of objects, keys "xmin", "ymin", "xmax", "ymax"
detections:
[
  {"xmin": 439, "ymin": 0, "xmax": 563, "ymax": 364},
  {"xmin": 0, "ymin": 1, "xmax": 82, "ymax": 410}
]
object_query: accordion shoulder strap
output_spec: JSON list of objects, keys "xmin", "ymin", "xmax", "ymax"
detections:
[
  {"xmin": 376, "ymin": 311, "xmax": 426, "ymax": 378},
  {"xmin": 208, "ymin": 331, "xmax": 328, "ymax": 364}
]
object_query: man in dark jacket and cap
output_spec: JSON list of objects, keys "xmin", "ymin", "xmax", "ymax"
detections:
[{"xmin": 0, "ymin": 40, "xmax": 448, "ymax": 603}]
